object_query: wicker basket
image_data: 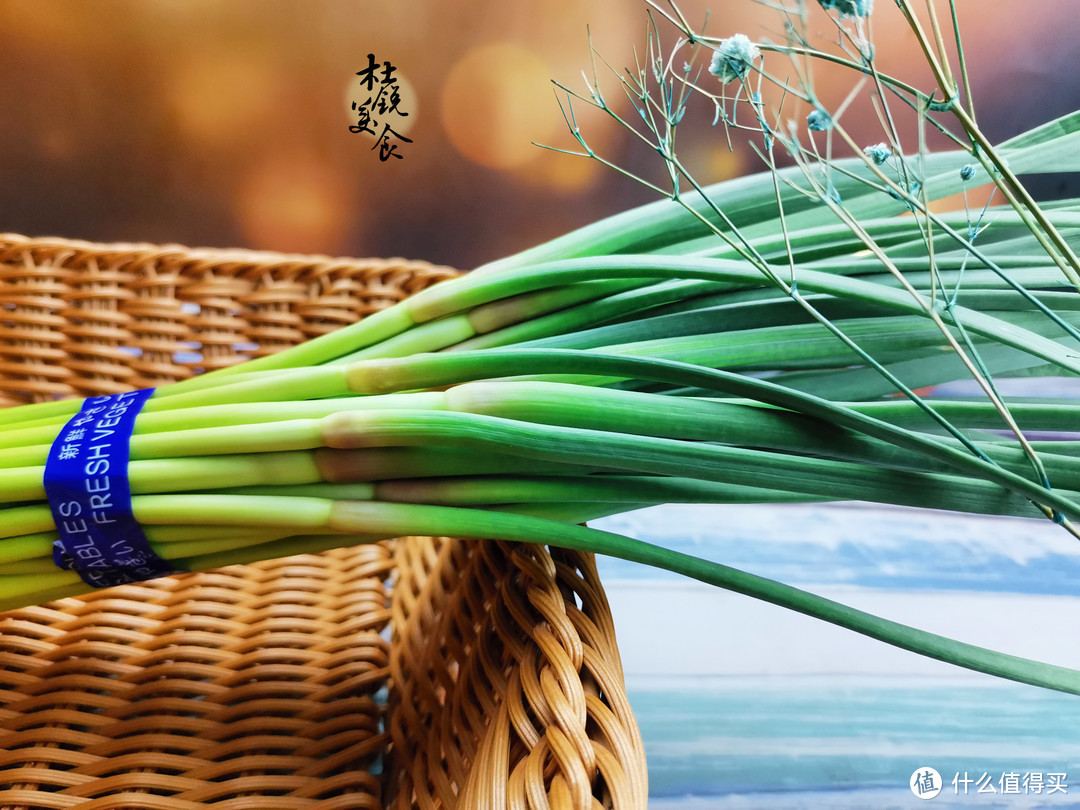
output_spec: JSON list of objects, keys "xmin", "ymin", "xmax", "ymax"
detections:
[{"xmin": 0, "ymin": 234, "xmax": 648, "ymax": 809}]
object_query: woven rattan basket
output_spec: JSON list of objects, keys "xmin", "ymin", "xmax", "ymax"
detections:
[{"xmin": 0, "ymin": 234, "xmax": 648, "ymax": 809}]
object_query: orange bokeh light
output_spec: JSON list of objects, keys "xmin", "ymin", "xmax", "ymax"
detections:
[
  {"xmin": 170, "ymin": 51, "xmax": 280, "ymax": 149},
  {"xmin": 236, "ymin": 152, "xmax": 355, "ymax": 255},
  {"xmin": 440, "ymin": 43, "xmax": 562, "ymax": 170}
]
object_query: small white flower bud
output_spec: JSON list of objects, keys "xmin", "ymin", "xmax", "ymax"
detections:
[
  {"xmin": 863, "ymin": 143, "xmax": 892, "ymax": 166},
  {"xmin": 709, "ymin": 34, "xmax": 761, "ymax": 85},
  {"xmin": 817, "ymin": 0, "xmax": 873, "ymax": 18},
  {"xmin": 807, "ymin": 109, "xmax": 833, "ymax": 132}
]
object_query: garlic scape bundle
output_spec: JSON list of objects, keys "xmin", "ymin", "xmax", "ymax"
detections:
[{"xmin": 5, "ymin": 0, "xmax": 1080, "ymax": 694}]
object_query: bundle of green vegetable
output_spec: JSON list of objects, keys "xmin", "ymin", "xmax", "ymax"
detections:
[{"xmin": 4, "ymin": 0, "xmax": 1080, "ymax": 696}]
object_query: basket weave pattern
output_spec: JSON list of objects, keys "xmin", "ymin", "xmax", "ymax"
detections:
[
  {"xmin": 0, "ymin": 235, "xmax": 648, "ymax": 809},
  {"xmin": 387, "ymin": 539, "xmax": 647, "ymax": 809},
  {"xmin": 0, "ymin": 234, "xmax": 458, "ymax": 404},
  {"xmin": 0, "ymin": 547, "xmax": 395, "ymax": 809}
]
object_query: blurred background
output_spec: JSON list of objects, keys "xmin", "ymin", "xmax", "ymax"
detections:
[{"xmin": 0, "ymin": 0, "xmax": 1076, "ymax": 271}]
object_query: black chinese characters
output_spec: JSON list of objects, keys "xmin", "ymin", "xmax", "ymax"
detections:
[{"xmin": 350, "ymin": 53, "xmax": 412, "ymax": 161}]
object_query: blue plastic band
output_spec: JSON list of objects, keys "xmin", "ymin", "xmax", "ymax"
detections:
[{"xmin": 44, "ymin": 389, "xmax": 174, "ymax": 588}]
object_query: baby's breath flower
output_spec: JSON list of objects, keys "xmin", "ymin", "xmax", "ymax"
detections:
[
  {"xmin": 960, "ymin": 164, "xmax": 976, "ymax": 181},
  {"xmin": 708, "ymin": 34, "xmax": 760, "ymax": 84},
  {"xmin": 863, "ymin": 143, "xmax": 892, "ymax": 166},
  {"xmin": 807, "ymin": 109, "xmax": 833, "ymax": 131},
  {"xmin": 817, "ymin": 0, "xmax": 873, "ymax": 18}
]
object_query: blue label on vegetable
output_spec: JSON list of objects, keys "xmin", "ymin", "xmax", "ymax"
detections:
[{"xmin": 44, "ymin": 388, "xmax": 174, "ymax": 588}]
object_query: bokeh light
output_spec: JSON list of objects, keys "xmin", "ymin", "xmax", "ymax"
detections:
[
  {"xmin": 171, "ymin": 50, "xmax": 281, "ymax": 149},
  {"xmin": 441, "ymin": 43, "xmax": 560, "ymax": 170},
  {"xmin": 0, "ymin": 0, "xmax": 1074, "ymax": 270},
  {"xmin": 236, "ymin": 151, "xmax": 355, "ymax": 255}
]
